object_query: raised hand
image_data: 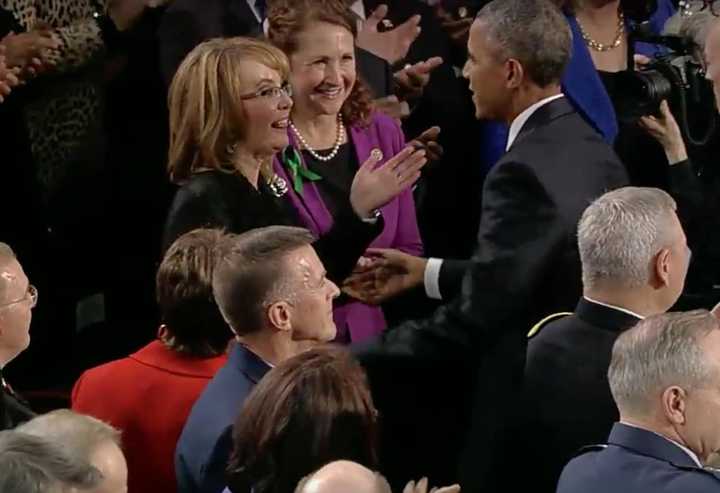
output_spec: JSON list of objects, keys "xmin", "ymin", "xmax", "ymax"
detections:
[
  {"xmin": 404, "ymin": 477, "xmax": 461, "ymax": 493},
  {"xmin": 393, "ymin": 56, "xmax": 443, "ymax": 102},
  {"xmin": 1, "ymin": 29, "xmax": 59, "ymax": 69},
  {"xmin": 0, "ymin": 47, "xmax": 20, "ymax": 103},
  {"xmin": 356, "ymin": 4, "xmax": 420, "ymax": 64},
  {"xmin": 342, "ymin": 248, "xmax": 426, "ymax": 304},
  {"xmin": 349, "ymin": 145, "xmax": 427, "ymax": 219},
  {"xmin": 409, "ymin": 126, "xmax": 443, "ymax": 162}
]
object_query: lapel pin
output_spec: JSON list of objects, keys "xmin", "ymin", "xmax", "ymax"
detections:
[
  {"xmin": 458, "ymin": 6, "xmax": 468, "ymax": 18},
  {"xmin": 371, "ymin": 148, "xmax": 384, "ymax": 161}
]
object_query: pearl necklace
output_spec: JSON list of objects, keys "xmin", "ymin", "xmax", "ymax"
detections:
[
  {"xmin": 289, "ymin": 115, "xmax": 345, "ymax": 162},
  {"xmin": 577, "ymin": 10, "xmax": 625, "ymax": 52}
]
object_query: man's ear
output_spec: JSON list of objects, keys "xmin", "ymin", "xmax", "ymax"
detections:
[
  {"xmin": 506, "ymin": 58, "xmax": 524, "ymax": 88},
  {"xmin": 662, "ymin": 386, "xmax": 688, "ymax": 426},
  {"xmin": 652, "ymin": 248, "xmax": 671, "ymax": 289},
  {"xmin": 267, "ymin": 301, "xmax": 292, "ymax": 333}
]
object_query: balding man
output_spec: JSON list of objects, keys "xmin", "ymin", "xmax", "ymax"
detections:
[
  {"xmin": 557, "ymin": 310, "xmax": 720, "ymax": 492},
  {"xmin": 295, "ymin": 461, "xmax": 460, "ymax": 493},
  {"xmin": 0, "ymin": 242, "xmax": 36, "ymax": 430},
  {"xmin": 295, "ymin": 461, "xmax": 392, "ymax": 493}
]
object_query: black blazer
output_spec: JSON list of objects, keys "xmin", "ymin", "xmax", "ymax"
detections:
[
  {"xmin": 162, "ymin": 171, "xmax": 381, "ymax": 284},
  {"xmin": 158, "ymin": 0, "xmax": 391, "ymax": 96},
  {"xmin": 357, "ymin": 97, "xmax": 629, "ymax": 492},
  {"xmin": 0, "ymin": 370, "xmax": 34, "ymax": 431},
  {"xmin": 522, "ymin": 298, "xmax": 642, "ymax": 493}
]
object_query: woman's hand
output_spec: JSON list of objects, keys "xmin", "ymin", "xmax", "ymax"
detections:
[
  {"xmin": 639, "ymin": 100, "xmax": 688, "ymax": 165},
  {"xmin": 1, "ymin": 29, "xmax": 58, "ymax": 69},
  {"xmin": 350, "ymin": 145, "xmax": 427, "ymax": 219},
  {"xmin": 409, "ymin": 126, "xmax": 443, "ymax": 162},
  {"xmin": 404, "ymin": 477, "xmax": 461, "ymax": 493},
  {"xmin": 0, "ymin": 46, "xmax": 20, "ymax": 102}
]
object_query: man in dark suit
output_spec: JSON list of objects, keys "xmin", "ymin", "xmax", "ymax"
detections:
[
  {"xmin": 175, "ymin": 226, "xmax": 341, "ymax": 493},
  {"xmin": 523, "ymin": 187, "xmax": 691, "ymax": 493},
  {"xmin": 0, "ymin": 243, "xmax": 36, "ymax": 430},
  {"xmin": 354, "ymin": 0, "xmax": 628, "ymax": 490},
  {"xmin": 557, "ymin": 310, "xmax": 720, "ymax": 492}
]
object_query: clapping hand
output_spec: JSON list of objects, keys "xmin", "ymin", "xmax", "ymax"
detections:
[
  {"xmin": 0, "ymin": 46, "xmax": 20, "ymax": 102},
  {"xmin": 409, "ymin": 126, "xmax": 443, "ymax": 162},
  {"xmin": 349, "ymin": 145, "xmax": 427, "ymax": 219},
  {"xmin": 1, "ymin": 28, "xmax": 59, "ymax": 72},
  {"xmin": 435, "ymin": 6, "xmax": 473, "ymax": 51},
  {"xmin": 404, "ymin": 477, "xmax": 461, "ymax": 493},
  {"xmin": 393, "ymin": 56, "xmax": 443, "ymax": 102},
  {"xmin": 356, "ymin": 4, "xmax": 420, "ymax": 64}
]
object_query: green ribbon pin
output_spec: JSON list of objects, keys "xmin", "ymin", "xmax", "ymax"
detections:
[{"xmin": 283, "ymin": 147, "xmax": 322, "ymax": 195}]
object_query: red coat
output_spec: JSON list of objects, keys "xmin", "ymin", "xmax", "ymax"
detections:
[{"xmin": 72, "ymin": 340, "xmax": 227, "ymax": 493}]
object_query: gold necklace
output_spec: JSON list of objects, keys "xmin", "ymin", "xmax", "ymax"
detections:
[{"xmin": 577, "ymin": 10, "xmax": 625, "ymax": 52}]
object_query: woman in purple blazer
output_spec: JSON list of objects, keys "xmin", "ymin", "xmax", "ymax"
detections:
[{"xmin": 267, "ymin": 0, "xmax": 424, "ymax": 343}]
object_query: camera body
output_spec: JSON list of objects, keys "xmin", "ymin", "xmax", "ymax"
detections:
[{"xmin": 614, "ymin": 46, "xmax": 708, "ymax": 121}]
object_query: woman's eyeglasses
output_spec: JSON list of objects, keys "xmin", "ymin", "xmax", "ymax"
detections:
[
  {"xmin": 0, "ymin": 285, "xmax": 38, "ymax": 309},
  {"xmin": 240, "ymin": 82, "xmax": 293, "ymax": 100}
]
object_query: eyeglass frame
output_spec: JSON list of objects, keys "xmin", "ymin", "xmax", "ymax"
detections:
[
  {"xmin": 238, "ymin": 82, "xmax": 293, "ymax": 101},
  {"xmin": 0, "ymin": 284, "xmax": 38, "ymax": 309}
]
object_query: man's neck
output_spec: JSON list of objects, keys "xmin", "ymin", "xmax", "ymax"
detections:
[
  {"xmin": 505, "ymin": 84, "xmax": 562, "ymax": 125},
  {"xmin": 237, "ymin": 332, "xmax": 307, "ymax": 367},
  {"xmin": 584, "ymin": 286, "xmax": 665, "ymax": 318}
]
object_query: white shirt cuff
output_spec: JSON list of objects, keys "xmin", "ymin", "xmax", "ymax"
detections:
[{"xmin": 424, "ymin": 257, "xmax": 444, "ymax": 300}]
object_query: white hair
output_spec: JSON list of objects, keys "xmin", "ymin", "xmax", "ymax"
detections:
[
  {"xmin": 17, "ymin": 410, "xmax": 121, "ymax": 464},
  {"xmin": 578, "ymin": 187, "xmax": 677, "ymax": 289},
  {"xmin": 608, "ymin": 310, "xmax": 719, "ymax": 416},
  {"xmin": 0, "ymin": 429, "xmax": 103, "ymax": 493}
]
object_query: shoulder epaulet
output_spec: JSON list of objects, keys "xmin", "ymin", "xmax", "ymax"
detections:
[{"xmin": 527, "ymin": 312, "xmax": 573, "ymax": 339}]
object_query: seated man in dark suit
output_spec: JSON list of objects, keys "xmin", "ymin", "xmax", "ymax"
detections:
[
  {"xmin": 557, "ymin": 310, "xmax": 720, "ymax": 492},
  {"xmin": 175, "ymin": 226, "xmax": 341, "ymax": 493},
  {"xmin": 352, "ymin": 1, "xmax": 629, "ymax": 490},
  {"xmin": 524, "ymin": 186, "xmax": 691, "ymax": 493},
  {"xmin": 0, "ymin": 242, "xmax": 36, "ymax": 430}
]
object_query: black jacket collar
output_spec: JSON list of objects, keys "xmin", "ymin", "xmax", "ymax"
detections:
[{"xmin": 575, "ymin": 297, "xmax": 642, "ymax": 333}]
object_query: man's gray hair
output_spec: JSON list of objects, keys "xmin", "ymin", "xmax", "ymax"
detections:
[
  {"xmin": 475, "ymin": 0, "xmax": 571, "ymax": 87},
  {"xmin": 0, "ymin": 429, "xmax": 103, "ymax": 493},
  {"xmin": 664, "ymin": 1, "xmax": 720, "ymax": 50},
  {"xmin": 17, "ymin": 410, "xmax": 122, "ymax": 464},
  {"xmin": 578, "ymin": 187, "xmax": 677, "ymax": 289},
  {"xmin": 608, "ymin": 310, "xmax": 719, "ymax": 416}
]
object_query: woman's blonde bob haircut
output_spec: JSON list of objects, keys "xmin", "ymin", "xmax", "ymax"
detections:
[{"xmin": 168, "ymin": 37, "xmax": 291, "ymax": 184}]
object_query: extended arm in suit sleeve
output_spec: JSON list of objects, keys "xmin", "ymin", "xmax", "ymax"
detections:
[{"xmin": 357, "ymin": 160, "xmax": 566, "ymax": 363}]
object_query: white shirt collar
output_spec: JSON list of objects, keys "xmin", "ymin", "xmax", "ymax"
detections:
[
  {"xmin": 583, "ymin": 296, "xmax": 645, "ymax": 320},
  {"xmin": 350, "ymin": 0, "xmax": 366, "ymax": 20},
  {"xmin": 247, "ymin": 0, "xmax": 262, "ymax": 22},
  {"xmin": 620, "ymin": 422, "xmax": 704, "ymax": 468},
  {"xmin": 505, "ymin": 93, "xmax": 564, "ymax": 151}
]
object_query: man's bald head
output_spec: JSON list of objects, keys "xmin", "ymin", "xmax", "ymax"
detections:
[{"xmin": 295, "ymin": 461, "xmax": 391, "ymax": 493}]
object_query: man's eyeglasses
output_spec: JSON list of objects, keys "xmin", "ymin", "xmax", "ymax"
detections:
[
  {"xmin": 0, "ymin": 285, "xmax": 38, "ymax": 309},
  {"xmin": 239, "ymin": 82, "xmax": 293, "ymax": 101},
  {"xmin": 680, "ymin": 0, "xmax": 720, "ymax": 17}
]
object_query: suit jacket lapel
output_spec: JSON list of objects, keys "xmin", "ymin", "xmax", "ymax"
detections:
[
  {"xmin": 512, "ymin": 97, "xmax": 575, "ymax": 150},
  {"xmin": 225, "ymin": 0, "xmax": 262, "ymax": 37},
  {"xmin": 230, "ymin": 343, "xmax": 271, "ymax": 384}
]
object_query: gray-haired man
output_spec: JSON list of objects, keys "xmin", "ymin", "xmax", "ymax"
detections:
[
  {"xmin": 523, "ymin": 186, "xmax": 691, "ymax": 492},
  {"xmin": 558, "ymin": 310, "xmax": 720, "ymax": 492}
]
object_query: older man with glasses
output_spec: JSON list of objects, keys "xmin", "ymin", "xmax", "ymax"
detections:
[{"xmin": 0, "ymin": 242, "xmax": 37, "ymax": 430}]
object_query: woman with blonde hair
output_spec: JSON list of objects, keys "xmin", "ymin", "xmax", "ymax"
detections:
[{"xmin": 163, "ymin": 37, "xmax": 425, "ymax": 293}]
